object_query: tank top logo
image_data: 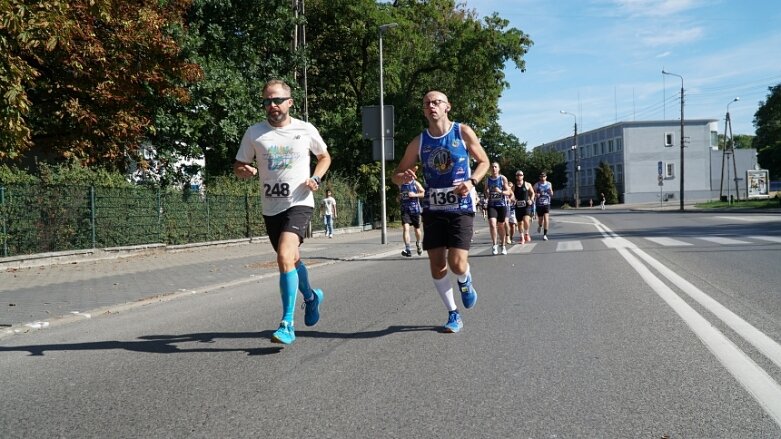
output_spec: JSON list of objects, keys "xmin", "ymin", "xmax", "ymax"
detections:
[{"xmin": 427, "ymin": 147, "xmax": 454, "ymax": 175}]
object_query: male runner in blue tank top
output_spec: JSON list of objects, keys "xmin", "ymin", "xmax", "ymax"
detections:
[
  {"xmin": 392, "ymin": 90, "xmax": 490, "ymax": 333},
  {"xmin": 398, "ymin": 178, "xmax": 424, "ymax": 257}
]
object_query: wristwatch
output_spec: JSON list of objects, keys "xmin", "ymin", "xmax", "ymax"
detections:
[
  {"xmin": 469, "ymin": 178, "xmax": 478, "ymax": 186},
  {"xmin": 311, "ymin": 175, "xmax": 321, "ymax": 185}
]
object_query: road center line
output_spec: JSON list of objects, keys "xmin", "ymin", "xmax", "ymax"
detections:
[
  {"xmin": 584, "ymin": 215, "xmax": 781, "ymax": 427},
  {"xmin": 617, "ymin": 247, "xmax": 781, "ymax": 426}
]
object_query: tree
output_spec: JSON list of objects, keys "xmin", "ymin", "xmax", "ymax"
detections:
[
  {"xmin": 753, "ymin": 83, "xmax": 781, "ymax": 179},
  {"xmin": 152, "ymin": 0, "xmax": 300, "ymax": 185},
  {"xmin": 0, "ymin": 0, "xmax": 201, "ymax": 169},
  {"xmin": 523, "ymin": 147, "xmax": 567, "ymax": 195},
  {"xmin": 595, "ymin": 161, "xmax": 618, "ymax": 204},
  {"xmin": 302, "ymin": 0, "xmax": 533, "ymax": 217},
  {"xmin": 717, "ymin": 133, "xmax": 754, "ymax": 150}
]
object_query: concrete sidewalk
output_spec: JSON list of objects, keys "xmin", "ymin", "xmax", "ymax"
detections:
[{"xmin": 1, "ymin": 228, "xmax": 405, "ymax": 338}]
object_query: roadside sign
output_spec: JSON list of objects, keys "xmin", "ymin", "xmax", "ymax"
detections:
[{"xmin": 657, "ymin": 161, "xmax": 663, "ymax": 176}]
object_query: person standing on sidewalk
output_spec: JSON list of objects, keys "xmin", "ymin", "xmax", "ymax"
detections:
[
  {"xmin": 321, "ymin": 189, "xmax": 337, "ymax": 238},
  {"xmin": 392, "ymin": 90, "xmax": 490, "ymax": 333},
  {"xmin": 600, "ymin": 192, "xmax": 606, "ymax": 210},
  {"xmin": 399, "ymin": 177, "xmax": 425, "ymax": 257},
  {"xmin": 233, "ymin": 79, "xmax": 331, "ymax": 345}
]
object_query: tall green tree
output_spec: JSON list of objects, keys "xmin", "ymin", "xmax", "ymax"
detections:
[
  {"xmin": 152, "ymin": 0, "xmax": 301, "ymax": 185},
  {"xmin": 302, "ymin": 0, "xmax": 532, "ymax": 217},
  {"xmin": 595, "ymin": 161, "xmax": 618, "ymax": 204},
  {"xmin": 753, "ymin": 83, "xmax": 781, "ymax": 179},
  {"xmin": 0, "ymin": 0, "xmax": 200, "ymax": 168}
]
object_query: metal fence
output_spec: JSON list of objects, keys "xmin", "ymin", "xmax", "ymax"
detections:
[{"xmin": 0, "ymin": 185, "xmax": 365, "ymax": 258}]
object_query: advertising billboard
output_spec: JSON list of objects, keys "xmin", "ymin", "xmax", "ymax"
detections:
[{"xmin": 746, "ymin": 169, "xmax": 770, "ymax": 199}]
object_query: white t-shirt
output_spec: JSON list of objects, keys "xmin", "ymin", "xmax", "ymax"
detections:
[
  {"xmin": 322, "ymin": 196, "xmax": 336, "ymax": 216},
  {"xmin": 236, "ymin": 118, "xmax": 328, "ymax": 216}
]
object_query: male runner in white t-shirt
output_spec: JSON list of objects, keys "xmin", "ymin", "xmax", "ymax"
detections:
[{"xmin": 234, "ymin": 79, "xmax": 331, "ymax": 345}]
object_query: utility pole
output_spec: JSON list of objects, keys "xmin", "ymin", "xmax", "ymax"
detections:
[
  {"xmin": 720, "ymin": 97, "xmax": 740, "ymax": 203},
  {"xmin": 560, "ymin": 111, "xmax": 578, "ymax": 208},
  {"xmin": 662, "ymin": 70, "xmax": 685, "ymax": 211},
  {"xmin": 291, "ymin": 0, "xmax": 308, "ymax": 121}
]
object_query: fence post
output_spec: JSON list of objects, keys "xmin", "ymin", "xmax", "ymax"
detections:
[
  {"xmin": 90, "ymin": 186, "xmax": 96, "ymax": 249},
  {"xmin": 356, "ymin": 199, "xmax": 363, "ymax": 227},
  {"xmin": 157, "ymin": 188, "xmax": 162, "ymax": 243},
  {"xmin": 1, "ymin": 186, "xmax": 7, "ymax": 257},
  {"xmin": 244, "ymin": 193, "xmax": 251, "ymax": 238},
  {"xmin": 205, "ymin": 191, "xmax": 211, "ymax": 240}
]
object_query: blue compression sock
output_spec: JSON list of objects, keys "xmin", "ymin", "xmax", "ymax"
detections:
[
  {"xmin": 296, "ymin": 261, "xmax": 314, "ymax": 300},
  {"xmin": 280, "ymin": 269, "xmax": 298, "ymax": 323}
]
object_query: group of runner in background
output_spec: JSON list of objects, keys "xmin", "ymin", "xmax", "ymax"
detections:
[{"xmin": 401, "ymin": 162, "xmax": 554, "ymax": 258}]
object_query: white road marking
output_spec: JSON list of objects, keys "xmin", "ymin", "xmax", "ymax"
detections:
[
  {"xmin": 644, "ymin": 237, "xmax": 692, "ymax": 246},
  {"xmin": 749, "ymin": 235, "xmax": 781, "ymax": 244},
  {"xmin": 556, "ymin": 241, "xmax": 583, "ymax": 252},
  {"xmin": 716, "ymin": 215, "xmax": 781, "ymax": 222},
  {"xmin": 698, "ymin": 236, "xmax": 751, "ymax": 245},
  {"xmin": 585, "ymin": 214, "xmax": 781, "ymax": 427},
  {"xmin": 508, "ymin": 243, "xmax": 536, "ymax": 254},
  {"xmin": 618, "ymin": 246, "xmax": 781, "ymax": 427}
]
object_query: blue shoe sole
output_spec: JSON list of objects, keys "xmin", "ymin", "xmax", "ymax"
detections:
[
  {"xmin": 271, "ymin": 322, "xmax": 295, "ymax": 344},
  {"xmin": 271, "ymin": 334, "xmax": 294, "ymax": 344},
  {"xmin": 462, "ymin": 292, "xmax": 477, "ymax": 309}
]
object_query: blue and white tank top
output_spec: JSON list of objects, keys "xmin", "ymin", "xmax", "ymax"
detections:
[
  {"xmin": 419, "ymin": 122, "xmax": 476, "ymax": 214},
  {"xmin": 535, "ymin": 181, "xmax": 552, "ymax": 206},
  {"xmin": 400, "ymin": 181, "xmax": 422, "ymax": 214},
  {"xmin": 486, "ymin": 176, "xmax": 507, "ymax": 207}
]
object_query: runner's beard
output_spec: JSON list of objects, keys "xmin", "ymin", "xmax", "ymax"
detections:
[{"xmin": 266, "ymin": 109, "xmax": 287, "ymax": 125}]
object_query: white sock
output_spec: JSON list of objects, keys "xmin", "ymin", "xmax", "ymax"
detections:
[
  {"xmin": 457, "ymin": 264, "xmax": 471, "ymax": 284},
  {"xmin": 433, "ymin": 276, "xmax": 456, "ymax": 311}
]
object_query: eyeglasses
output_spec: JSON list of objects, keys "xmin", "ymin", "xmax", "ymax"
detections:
[
  {"xmin": 423, "ymin": 99, "xmax": 447, "ymax": 107},
  {"xmin": 516, "ymin": 174, "xmax": 524, "ymax": 177},
  {"xmin": 262, "ymin": 97, "xmax": 291, "ymax": 106}
]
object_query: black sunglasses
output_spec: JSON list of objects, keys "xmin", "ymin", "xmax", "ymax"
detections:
[{"xmin": 263, "ymin": 97, "xmax": 291, "ymax": 106}]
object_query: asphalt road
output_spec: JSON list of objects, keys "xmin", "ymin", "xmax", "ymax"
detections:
[{"xmin": 2, "ymin": 209, "xmax": 780, "ymax": 438}]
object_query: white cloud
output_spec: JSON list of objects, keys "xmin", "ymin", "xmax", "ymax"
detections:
[
  {"xmin": 609, "ymin": 0, "xmax": 704, "ymax": 18},
  {"xmin": 641, "ymin": 27, "xmax": 704, "ymax": 46}
]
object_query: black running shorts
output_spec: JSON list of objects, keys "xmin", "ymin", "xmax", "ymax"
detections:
[
  {"xmin": 263, "ymin": 206, "xmax": 314, "ymax": 252},
  {"xmin": 421, "ymin": 212, "xmax": 474, "ymax": 251}
]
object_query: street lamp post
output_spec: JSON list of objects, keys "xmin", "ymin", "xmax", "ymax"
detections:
[
  {"xmin": 560, "ymin": 111, "xmax": 578, "ymax": 208},
  {"xmin": 378, "ymin": 23, "xmax": 397, "ymax": 245},
  {"xmin": 662, "ymin": 70, "xmax": 684, "ymax": 211}
]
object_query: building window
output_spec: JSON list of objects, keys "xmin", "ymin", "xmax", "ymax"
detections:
[
  {"xmin": 616, "ymin": 164, "xmax": 623, "ymax": 183},
  {"xmin": 710, "ymin": 130, "xmax": 718, "ymax": 147},
  {"xmin": 616, "ymin": 138, "xmax": 623, "ymax": 151},
  {"xmin": 664, "ymin": 132, "xmax": 674, "ymax": 147},
  {"xmin": 665, "ymin": 162, "xmax": 675, "ymax": 178},
  {"xmin": 608, "ymin": 139, "xmax": 614, "ymax": 153},
  {"xmin": 601, "ymin": 141, "xmax": 606, "ymax": 155}
]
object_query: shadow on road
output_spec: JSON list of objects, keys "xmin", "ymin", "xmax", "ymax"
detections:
[{"xmin": 0, "ymin": 325, "xmax": 440, "ymax": 356}]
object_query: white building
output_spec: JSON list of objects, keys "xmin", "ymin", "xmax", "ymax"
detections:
[{"xmin": 536, "ymin": 119, "xmax": 758, "ymax": 204}]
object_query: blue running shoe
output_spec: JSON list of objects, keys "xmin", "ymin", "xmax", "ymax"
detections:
[
  {"xmin": 304, "ymin": 288, "xmax": 323, "ymax": 327},
  {"xmin": 444, "ymin": 310, "xmax": 463, "ymax": 333},
  {"xmin": 271, "ymin": 321, "xmax": 295, "ymax": 345},
  {"xmin": 458, "ymin": 275, "xmax": 477, "ymax": 309}
]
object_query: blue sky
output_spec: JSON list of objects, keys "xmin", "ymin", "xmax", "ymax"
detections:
[{"xmin": 464, "ymin": 0, "xmax": 781, "ymax": 147}]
